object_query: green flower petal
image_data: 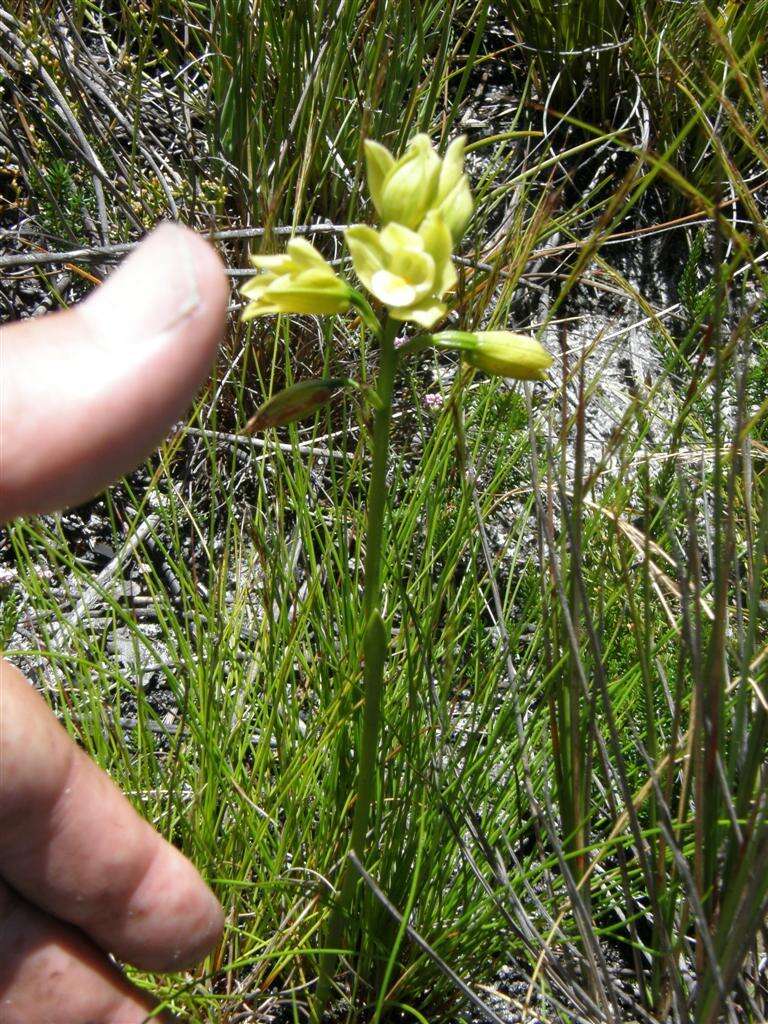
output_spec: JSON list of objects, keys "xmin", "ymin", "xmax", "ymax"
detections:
[
  {"xmin": 379, "ymin": 222, "xmax": 424, "ymax": 256},
  {"xmin": 418, "ymin": 211, "xmax": 452, "ymax": 267},
  {"xmin": 364, "ymin": 139, "xmax": 395, "ymax": 217},
  {"xmin": 345, "ymin": 225, "xmax": 386, "ymax": 291},
  {"xmin": 242, "ymin": 297, "xmax": 281, "ymax": 319},
  {"xmin": 390, "ymin": 298, "xmax": 446, "ymax": 328},
  {"xmin": 436, "ymin": 135, "xmax": 466, "ymax": 202},
  {"xmin": 436, "ymin": 258, "xmax": 458, "ymax": 295},
  {"xmin": 250, "ymin": 252, "xmax": 292, "ymax": 271},
  {"xmin": 436, "ymin": 177, "xmax": 473, "ymax": 242},
  {"xmin": 286, "ymin": 237, "xmax": 329, "ymax": 270},
  {"xmin": 241, "ymin": 276, "xmax": 270, "ymax": 300}
]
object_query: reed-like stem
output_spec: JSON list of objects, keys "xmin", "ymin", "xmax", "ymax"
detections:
[{"xmin": 314, "ymin": 316, "xmax": 398, "ymax": 1017}]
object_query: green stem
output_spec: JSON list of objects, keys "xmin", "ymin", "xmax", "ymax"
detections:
[
  {"xmin": 314, "ymin": 316, "xmax": 398, "ymax": 1016},
  {"xmin": 360, "ymin": 320, "xmax": 398, "ymax": 620}
]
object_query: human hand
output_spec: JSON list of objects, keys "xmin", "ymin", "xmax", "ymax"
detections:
[{"xmin": 0, "ymin": 224, "xmax": 229, "ymax": 1022}]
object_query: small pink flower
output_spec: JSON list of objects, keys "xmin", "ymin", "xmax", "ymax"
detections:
[{"xmin": 423, "ymin": 392, "xmax": 445, "ymax": 413}]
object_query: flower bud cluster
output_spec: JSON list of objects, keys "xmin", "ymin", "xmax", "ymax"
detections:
[{"xmin": 363, "ymin": 134, "xmax": 473, "ymax": 243}]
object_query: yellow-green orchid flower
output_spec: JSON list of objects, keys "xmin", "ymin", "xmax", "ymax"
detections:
[
  {"xmin": 241, "ymin": 238, "xmax": 353, "ymax": 319},
  {"xmin": 345, "ymin": 211, "xmax": 457, "ymax": 328}
]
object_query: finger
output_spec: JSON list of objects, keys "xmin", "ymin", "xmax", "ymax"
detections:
[
  {"xmin": 0, "ymin": 222, "xmax": 229, "ymax": 521},
  {"xmin": 0, "ymin": 660, "xmax": 223, "ymax": 972},
  {"xmin": 0, "ymin": 881, "xmax": 173, "ymax": 1024}
]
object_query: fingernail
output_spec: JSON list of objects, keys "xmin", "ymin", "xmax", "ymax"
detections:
[{"xmin": 82, "ymin": 222, "xmax": 202, "ymax": 342}]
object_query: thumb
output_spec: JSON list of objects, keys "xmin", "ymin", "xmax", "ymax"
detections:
[{"xmin": 0, "ymin": 223, "xmax": 229, "ymax": 521}]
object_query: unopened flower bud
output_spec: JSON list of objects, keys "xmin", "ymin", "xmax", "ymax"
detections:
[
  {"xmin": 433, "ymin": 136, "xmax": 473, "ymax": 242},
  {"xmin": 245, "ymin": 378, "xmax": 347, "ymax": 432},
  {"xmin": 363, "ymin": 133, "xmax": 473, "ymax": 241},
  {"xmin": 365, "ymin": 134, "xmax": 441, "ymax": 230},
  {"xmin": 434, "ymin": 330, "xmax": 553, "ymax": 381}
]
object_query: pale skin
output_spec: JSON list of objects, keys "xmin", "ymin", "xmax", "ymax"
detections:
[{"xmin": 0, "ymin": 224, "xmax": 229, "ymax": 1022}]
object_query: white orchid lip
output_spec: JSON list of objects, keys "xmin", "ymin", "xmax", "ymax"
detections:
[{"xmin": 371, "ymin": 271, "xmax": 417, "ymax": 307}]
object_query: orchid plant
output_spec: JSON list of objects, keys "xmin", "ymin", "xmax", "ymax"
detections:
[{"xmin": 240, "ymin": 132, "xmax": 552, "ymax": 1013}]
